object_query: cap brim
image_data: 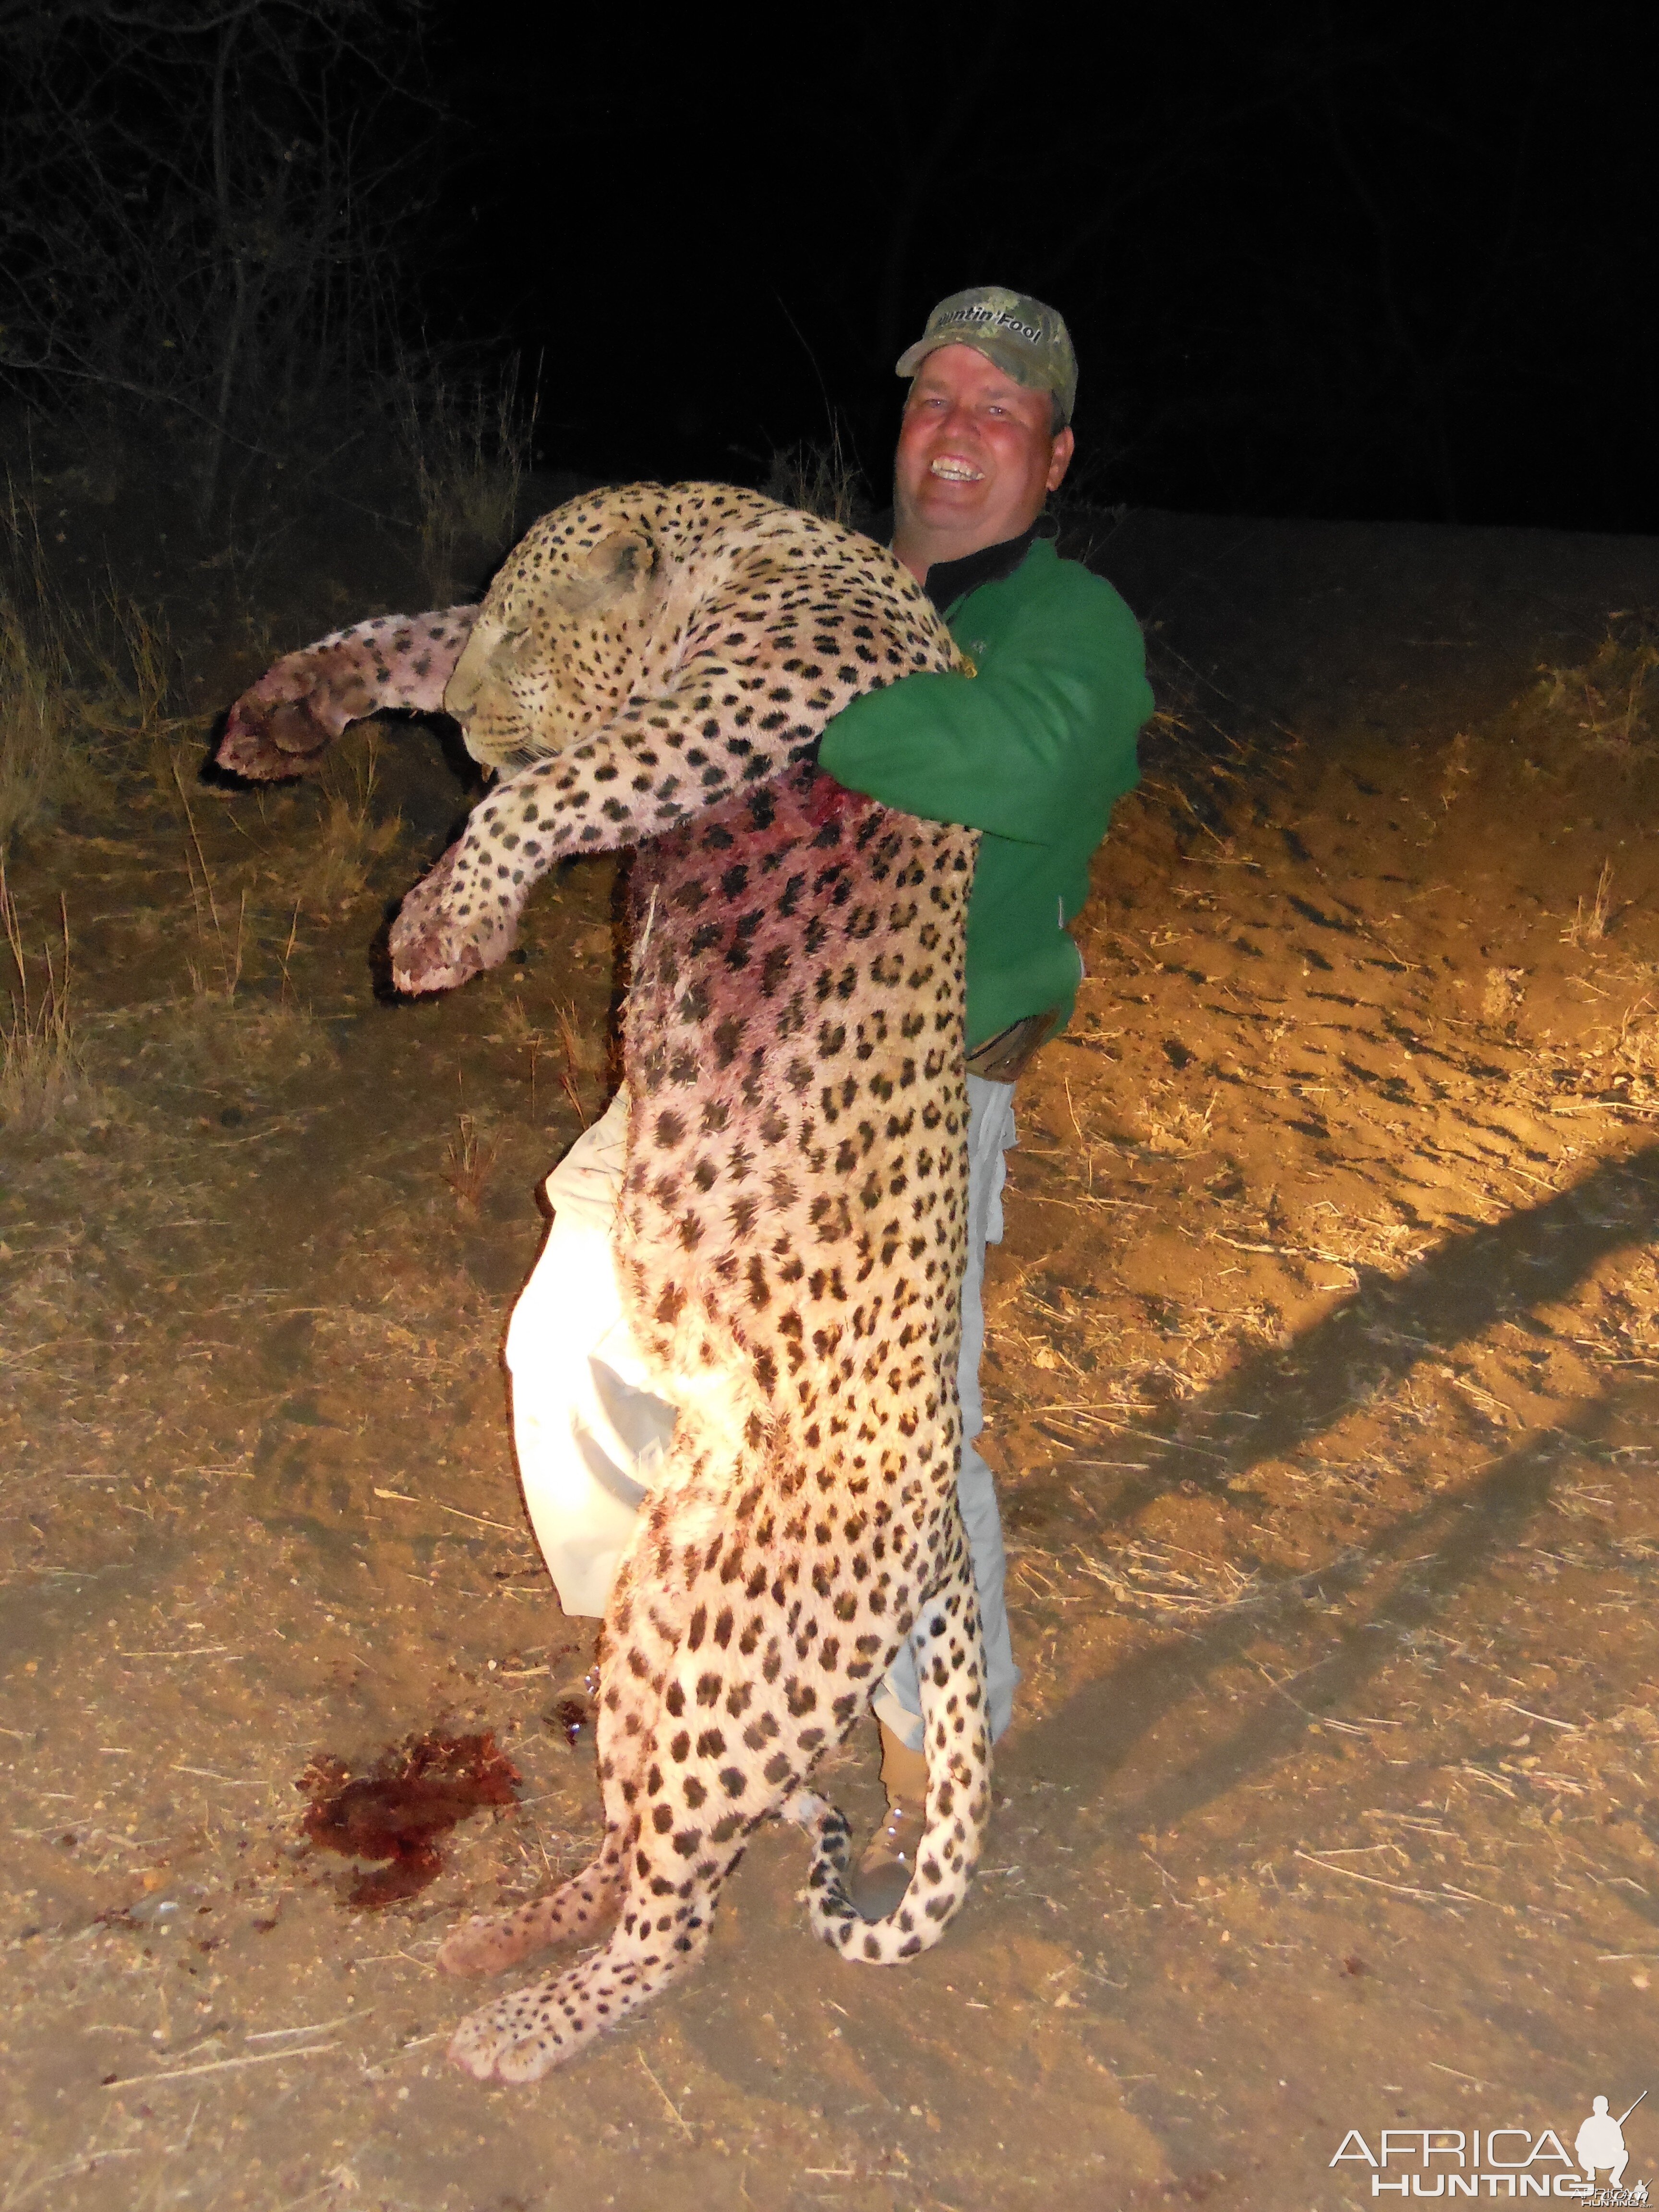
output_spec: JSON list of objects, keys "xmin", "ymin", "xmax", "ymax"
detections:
[{"xmin": 895, "ymin": 332, "xmax": 1062, "ymax": 409}]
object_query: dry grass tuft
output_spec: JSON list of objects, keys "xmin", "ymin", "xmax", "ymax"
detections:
[
  {"xmin": 1562, "ymin": 857, "xmax": 1616, "ymax": 947},
  {"xmin": 265, "ymin": 730, "xmax": 405, "ymax": 919},
  {"xmin": 77, "ymin": 584, "xmax": 179, "ymax": 750},
  {"xmin": 144, "ymin": 990, "xmax": 334, "ymax": 1087},
  {"xmin": 155, "ymin": 749, "xmax": 332, "ymax": 1078},
  {"xmin": 488, "ymin": 993, "xmax": 609, "ymax": 1124},
  {"xmin": 443, "ymin": 1110, "xmax": 497, "ymax": 1211},
  {"xmin": 0, "ymin": 868, "xmax": 87, "ymax": 1129},
  {"xmin": 1135, "ymin": 1086, "xmax": 1216, "ymax": 1155},
  {"xmin": 1438, "ymin": 729, "xmax": 1474, "ymax": 806},
  {"xmin": 554, "ymin": 999, "xmax": 608, "ymax": 1126},
  {"xmin": 171, "ymin": 754, "xmax": 247, "ymax": 999},
  {"xmin": 1537, "ymin": 612, "xmax": 1659, "ymax": 754}
]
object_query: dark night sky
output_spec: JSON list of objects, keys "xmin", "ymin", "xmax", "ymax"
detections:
[{"xmin": 420, "ymin": 3, "xmax": 1655, "ymax": 534}]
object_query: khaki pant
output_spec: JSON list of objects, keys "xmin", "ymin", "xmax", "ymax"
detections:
[{"xmin": 505, "ymin": 1079, "xmax": 1021, "ymax": 1747}]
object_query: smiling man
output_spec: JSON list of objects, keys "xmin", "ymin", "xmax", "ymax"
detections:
[
  {"xmin": 890, "ymin": 317, "xmax": 1076, "ymax": 578},
  {"xmin": 813, "ymin": 287, "xmax": 1154, "ymax": 1910}
]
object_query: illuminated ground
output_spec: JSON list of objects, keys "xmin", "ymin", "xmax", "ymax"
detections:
[{"xmin": 4, "ymin": 510, "xmax": 1658, "ymax": 2210}]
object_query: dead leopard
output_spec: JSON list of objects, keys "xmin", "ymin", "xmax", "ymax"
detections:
[{"xmin": 220, "ymin": 482, "xmax": 991, "ymax": 2080}]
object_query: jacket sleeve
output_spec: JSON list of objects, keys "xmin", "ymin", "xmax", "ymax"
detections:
[{"xmin": 817, "ymin": 561, "xmax": 1152, "ymax": 847}]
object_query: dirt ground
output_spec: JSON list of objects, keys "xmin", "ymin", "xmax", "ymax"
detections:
[{"xmin": 5, "ymin": 501, "xmax": 1659, "ymax": 2212}]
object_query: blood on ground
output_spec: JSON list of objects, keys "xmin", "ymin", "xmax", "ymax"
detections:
[
  {"xmin": 297, "ymin": 1731, "xmax": 519, "ymax": 1908},
  {"xmin": 547, "ymin": 1695, "xmax": 593, "ymax": 1748}
]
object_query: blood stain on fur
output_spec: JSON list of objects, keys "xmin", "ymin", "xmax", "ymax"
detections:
[{"xmin": 297, "ymin": 1731, "xmax": 519, "ymax": 1908}]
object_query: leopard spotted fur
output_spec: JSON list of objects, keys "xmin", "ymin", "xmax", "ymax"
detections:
[{"xmin": 219, "ymin": 483, "xmax": 992, "ymax": 2080}]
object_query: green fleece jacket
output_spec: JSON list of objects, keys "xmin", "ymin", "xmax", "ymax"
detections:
[{"xmin": 818, "ymin": 532, "xmax": 1152, "ymax": 1050}]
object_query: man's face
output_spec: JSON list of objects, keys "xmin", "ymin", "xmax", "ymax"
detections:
[{"xmin": 893, "ymin": 344, "xmax": 1074, "ymax": 565}]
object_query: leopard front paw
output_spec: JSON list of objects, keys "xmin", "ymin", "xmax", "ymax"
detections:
[
  {"xmin": 217, "ymin": 636, "xmax": 380, "ymax": 781},
  {"xmin": 216, "ymin": 691, "xmax": 337, "ymax": 781},
  {"xmin": 388, "ymin": 845, "xmax": 518, "ymax": 995}
]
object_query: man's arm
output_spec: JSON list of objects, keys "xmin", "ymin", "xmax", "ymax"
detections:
[{"xmin": 817, "ymin": 561, "xmax": 1151, "ymax": 846}]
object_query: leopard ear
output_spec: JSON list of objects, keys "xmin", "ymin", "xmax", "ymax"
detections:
[
  {"xmin": 583, "ymin": 527, "xmax": 657, "ymax": 588},
  {"xmin": 553, "ymin": 525, "xmax": 659, "ymax": 615}
]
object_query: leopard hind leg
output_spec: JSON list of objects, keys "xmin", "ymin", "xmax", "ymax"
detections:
[
  {"xmin": 445, "ymin": 1818, "xmax": 746, "ymax": 2081},
  {"xmin": 446, "ymin": 1485, "xmax": 757, "ymax": 2080},
  {"xmin": 792, "ymin": 1544, "xmax": 991, "ymax": 1964},
  {"xmin": 436, "ymin": 1842, "xmax": 625, "ymax": 1979}
]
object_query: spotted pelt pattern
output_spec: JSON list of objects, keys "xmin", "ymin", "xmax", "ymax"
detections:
[{"xmin": 219, "ymin": 484, "xmax": 993, "ymax": 2080}]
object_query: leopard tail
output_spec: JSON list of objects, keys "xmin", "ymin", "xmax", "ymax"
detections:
[{"xmin": 791, "ymin": 1545, "xmax": 992, "ymax": 1964}]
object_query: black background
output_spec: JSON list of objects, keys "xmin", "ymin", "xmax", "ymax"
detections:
[{"xmin": 424, "ymin": 2, "xmax": 1655, "ymax": 530}]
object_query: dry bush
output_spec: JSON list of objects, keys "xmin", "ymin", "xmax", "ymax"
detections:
[
  {"xmin": 0, "ymin": 594, "xmax": 89, "ymax": 847},
  {"xmin": 1480, "ymin": 965, "xmax": 1527, "ymax": 1028},
  {"xmin": 396, "ymin": 361, "xmax": 536, "ymax": 601},
  {"xmin": 0, "ymin": 491, "xmax": 98, "ymax": 844},
  {"xmin": 763, "ymin": 427, "xmax": 873, "ymax": 531},
  {"xmin": 1135, "ymin": 637, "xmax": 1286, "ymax": 854},
  {"xmin": 1, "ymin": 489, "xmax": 181, "ymax": 842},
  {"xmin": 0, "ymin": 4, "xmax": 441, "ymax": 532}
]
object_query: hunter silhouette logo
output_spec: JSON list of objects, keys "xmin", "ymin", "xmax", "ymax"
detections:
[
  {"xmin": 1330, "ymin": 2087, "xmax": 1648, "ymax": 2200},
  {"xmin": 1577, "ymin": 2094, "xmax": 1646, "ymax": 2195}
]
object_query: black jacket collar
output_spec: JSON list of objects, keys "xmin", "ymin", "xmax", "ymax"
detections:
[{"xmin": 873, "ymin": 510, "xmax": 1058, "ymax": 614}]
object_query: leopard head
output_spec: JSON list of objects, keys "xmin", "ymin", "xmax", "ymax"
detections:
[{"xmin": 445, "ymin": 490, "xmax": 670, "ymax": 772}]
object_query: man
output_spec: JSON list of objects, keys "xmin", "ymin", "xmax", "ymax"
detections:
[{"xmin": 507, "ymin": 287, "xmax": 1153, "ymax": 1913}]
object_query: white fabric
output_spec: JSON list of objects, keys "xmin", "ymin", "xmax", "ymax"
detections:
[
  {"xmin": 504, "ymin": 1090, "xmax": 670, "ymax": 1617},
  {"xmin": 505, "ymin": 1077, "xmax": 1022, "ymax": 1742}
]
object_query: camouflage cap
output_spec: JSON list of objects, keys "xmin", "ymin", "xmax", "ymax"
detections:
[{"xmin": 896, "ymin": 286, "xmax": 1078, "ymax": 427}]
